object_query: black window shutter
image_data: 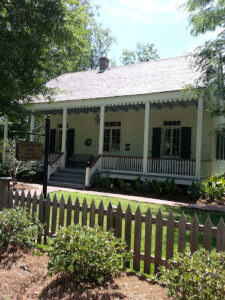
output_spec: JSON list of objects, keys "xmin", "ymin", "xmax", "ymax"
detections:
[
  {"xmin": 49, "ymin": 129, "xmax": 56, "ymax": 153},
  {"xmin": 180, "ymin": 127, "xmax": 191, "ymax": 159},
  {"xmin": 152, "ymin": 128, "xmax": 161, "ymax": 158}
]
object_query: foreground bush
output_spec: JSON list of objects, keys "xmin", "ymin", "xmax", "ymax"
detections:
[
  {"xmin": 48, "ymin": 225, "xmax": 132, "ymax": 283},
  {"xmin": 159, "ymin": 249, "xmax": 225, "ymax": 300},
  {"xmin": 0, "ymin": 208, "xmax": 42, "ymax": 248}
]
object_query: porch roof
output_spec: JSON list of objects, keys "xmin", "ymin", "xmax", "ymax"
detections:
[{"xmin": 34, "ymin": 55, "xmax": 200, "ymax": 104}]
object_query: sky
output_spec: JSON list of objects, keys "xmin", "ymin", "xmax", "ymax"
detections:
[{"xmin": 93, "ymin": 0, "xmax": 218, "ymax": 64}]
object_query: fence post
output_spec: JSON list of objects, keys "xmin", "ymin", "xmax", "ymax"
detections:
[{"xmin": 0, "ymin": 177, "xmax": 11, "ymax": 210}]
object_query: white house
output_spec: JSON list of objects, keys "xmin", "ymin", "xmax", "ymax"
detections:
[{"xmin": 2, "ymin": 56, "xmax": 225, "ymax": 188}]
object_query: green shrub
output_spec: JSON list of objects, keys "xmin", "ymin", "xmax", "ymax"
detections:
[
  {"xmin": 92, "ymin": 174, "xmax": 103, "ymax": 187},
  {"xmin": 163, "ymin": 178, "xmax": 179, "ymax": 198},
  {"xmin": 146, "ymin": 179, "xmax": 164, "ymax": 195},
  {"xmin": 18, "ymin": 163, "xmax": 43, "ymax": 182},
  {"xmin": 118, "ymin": 179, "xmax": 131, "ymax": 193},
  {"xmin": 159, "ymin": 249, "xmax": 225, "ymax": 300},
  {"xmin": 0, "ymin": 208, "xmax": 42, "ymax": 248},
  {"xmin": 48, "ymin": 225, "xmax": 132, "ymax": 283},
  {"xmin": 132, "ymin": 177, "xmax": 143, "ymax": 192},
  {"xmin": 200, "ymin": 176, "xmax": 225, "ymax": 202},
  {"xmin": 187, "ymin": 182, "xmax": 201, "ymax": 199},
  {"xmin": 0, "ymin": 163, "xmax": 10, "ymax": 177}
]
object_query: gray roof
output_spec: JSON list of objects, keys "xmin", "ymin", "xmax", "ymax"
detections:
[{"xmin": 41, "ymin": 55, "xmax": 199, "ymax": 103}]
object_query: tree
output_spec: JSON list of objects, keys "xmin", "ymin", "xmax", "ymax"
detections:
[
  {"xmin": 184, "ymin": 0, "xmax": 225, "ymax": 109},
  {"xmin": 0, "ymin": 0, "xmax": 90, "ymax": 117},
  {"xmin": 120, "ymin": 42, "xmax": 159, "ymax": 65}
]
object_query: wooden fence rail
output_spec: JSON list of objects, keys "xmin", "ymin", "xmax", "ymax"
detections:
[{"xmin": 1, "ymin": 187, "xmax": 225, "ymax": 274}]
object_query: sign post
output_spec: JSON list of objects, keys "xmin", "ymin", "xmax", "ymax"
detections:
[{"xmin": 43, "ymin": 115, "xmax": 50, "ymax": 199}]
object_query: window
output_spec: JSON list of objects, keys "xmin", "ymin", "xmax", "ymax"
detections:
[
  {"xmin": 162, "ymin": 121, "xmax": 181, "ymax": 157},
  {"xmin": 103, "ymin": 122, "xmax": 121, "ymax": 152},
  {"xmin": 216, "ymin": 131, "xmax": 225, "ymax": 160}
]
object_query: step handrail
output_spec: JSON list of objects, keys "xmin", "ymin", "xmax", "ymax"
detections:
[
  {"xmin": 85, "ymin": 155, "xmax": 102, "ymax": 187},
  {"xmin": 48, "ymin": 152, "xmax": 64, "ymax": 180}
]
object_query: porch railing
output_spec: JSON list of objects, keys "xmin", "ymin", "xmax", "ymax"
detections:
[
  {"xmin": 85, "ymin": 155, "xmax": 102, "ymax": 187},
  {"xmin": 102, "ymin": 155, "xmax": 196, "ymax": 177},
  {"xmin": 102, "ymin": 155, "xmax": 143, "ymax": 173},
  {"xmin": 47, "ymin": 152, "xmax": 64, "ymax": 180},
  {"xmin": 148, "ymin": 158, "xmax": 196, "ymax": 177}
]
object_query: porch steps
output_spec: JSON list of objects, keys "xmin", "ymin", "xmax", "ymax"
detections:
[{"xmin": 48, "ymin": 167, "xmax": 86, "ymax": 189}]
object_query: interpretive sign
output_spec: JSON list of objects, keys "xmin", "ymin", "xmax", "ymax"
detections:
[{"xmin": 16, "ymin": 142, "xmax": 43, "ymax": 161}]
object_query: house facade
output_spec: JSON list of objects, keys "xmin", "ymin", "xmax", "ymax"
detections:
[{"xmin": 2, "ymin": 56, "xmax": 225, "ymax": 188}]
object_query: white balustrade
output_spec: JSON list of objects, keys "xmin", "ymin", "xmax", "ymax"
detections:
[
  {"xmin": 85, "ymin": 155, "xmax": 102, "ymax": 187},
  {"xmin": 102, "ymin": 156, "xmax": 143, "ymax": 173}
]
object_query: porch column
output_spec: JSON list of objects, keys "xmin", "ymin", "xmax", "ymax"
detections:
[
  {"xmin": 143, "ymin": 102, "xmax": 150, "ymax": 174},
  {"xmin": 30, "ymin": 114, "xmax": 35, "ymax": 142},
  {"xmin": 2, "ymin": 116, "xmax": 8, "ymax": 164},
  {"xmin": 61, "ymin": 108, "xmax": 68, "ymax": 168},
  {"xmin": 195, "ymin": 96, "xmax": 203, "ymax": 179},
  {"xmin": 98, "ymin": 106, "xmax": 105, "ymax": 156}
]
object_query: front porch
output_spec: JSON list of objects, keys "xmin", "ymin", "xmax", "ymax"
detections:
[{"xmin": 2, "ymin": 91, "xmax": 212, "ymax": 188}]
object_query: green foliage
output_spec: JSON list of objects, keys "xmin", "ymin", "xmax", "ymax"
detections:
[
  {"xmin": 184, "ymin": 0, "xmax": 225, "ymax": 35},
  {"xmin": 92, "ymin": 174, "xmax": 103, "ymax": 187},
  {"xmin": 200, "ymin": 176, "xmax": 225, "ymax": 202},
  {"xmin": 159, "ymin": 249, "xmax": 225, "ymax": 300},
  {"xmin": 163, "ymin": 178, "xmax": 179, "ymax": 198},
  {"xmin": 118, "ymin": 179, "xmax": 131, "ymax": 193},
  {"xmin": 186, "ymin": 182, "xmax": 201, "ymax": 199},
  {"xmin": 120, "ymin": 42, "xmax": 159, "ymax": 65},
  {"xmin": 47, "ymin": 225, "xmax": 132, "ymax": 283},
  {"xmin": 18, "ymin": 163, "xmax": 43, "ymax": 183},
  {"xmin": 0, "ymin": 0, "xmax": 116, "ymax": 116},
  {"xmin": 0, "ymin": 163, "xmax": 10, "ymax": 177},
  {"xmin": 146, "ymin": 179, "xmax": 164, "ymax": 195},
  {"xmin": 0, "ymin": 208, "xmax": 42, "ymax": 248},
  {"xmin": 132, "ymin": 177, "xmax": 143, "ymax": 192}
]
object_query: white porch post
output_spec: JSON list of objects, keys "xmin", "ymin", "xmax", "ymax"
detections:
[
  {"xmin": 98, "ymin": 106, "xmax": 105, "ymax": 155},
  {"xmin": 61, "ymin": 108, "xmax": 68, "ymax": 168},
  {"xmin": 195, "ymin": 96, "xmax": 203, "ymax": 179},
  {"xmin": 2, "ymin": 116, "xmax": 8, "ymax": 164},
  {"xmin": 143, "ymin": 102, "xmax": 150, "ymax": 174},
  {"xmin": 98, "ymin": 106, "xmax": 105, "ymax": 169},
  {"xmin": 30, "ymin": 114, "xmax": 35, "ymax": 142}
]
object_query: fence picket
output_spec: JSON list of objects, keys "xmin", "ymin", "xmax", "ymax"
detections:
[
  {"xmin": 190, "ymin": 213, "xmax": 199, "ymax": 253},
  {"xmin": 81, "ymin": 198, "xmax": 87, "ymax": 226},
  {"xmin": 216, "ymin": 218, "xmax": 225, "ymax": 252},
  {"xmin": 14, "ymin": 189, "xmax": 19, "ymax": 207},
  {"xmin": 89, "ymin": 200, "xmax": 96, "ymax": 227},
  {"xmin": 8, "ymin": 188, "xmax": 13, "ymax": 209},
  {"xmin": 106, "ymin": 202, "xmax": 113, "ymax": 231},
  {"xmin": 115, "ymin": 203, "xmax": 122, "ymax": 238},
  {"xmin": 144, "ymin": 208, "xmax": 152, "ymax": 274},
  {"xmin": 154, "ymin": 210, "xmax": 163, "ymax": 274},
  {"xmin": 59, "ymin": 195, "xmax": 65, "ymax": 228},
  {"xmin": 20, "ymin": 190, "xmax": 25, "ymax": 209},
  {"xmin": 66, "ymin": 196, "xmax": 72, "ymax": 227},
  {"xmin": 32, "ymin": 191, "xmax": 38, "ymax": 220},
  {"xmin": 37, "ymin": 193, "xmax": 44, "ymax": 243},
  {"xmin": 178, "ymin": 212, "xmax": 186, "ymax": 253},
  {"xmin": 44, "ymin": 194, "xmax": 51, "ymax": 244},
  {"xmin": 166, "ymin": 211, "xmax": 174, "ymax": 262},
  {"xmin": 98, "ymin": 201, "xmax": 104, "ymax": 228},
  {"xmin": 203, "ymin": 216, "xmax": 212, "ymax": 251},
  {"xmin": 124, "ymin": 205, "xmax": 132, "ymax": 268},
  {"xmin": 51, "ymin": 194, "xmax": 58, "ymax": 236},
  {"xmin": 133, "ymin": 206, "xmax": 142, "ymax": 272},
  {"xmin": 26, "ymin": 190, "xmax": 31, "ymax": 214},
  {"xmin": 74, "ymin": 197, "xmax": 80, "ymax": 225}
]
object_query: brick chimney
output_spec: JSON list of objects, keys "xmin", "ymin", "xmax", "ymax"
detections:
[{"xmin": 99, "ymin": 57, "xmax": 109, "ymax": 72}]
